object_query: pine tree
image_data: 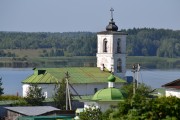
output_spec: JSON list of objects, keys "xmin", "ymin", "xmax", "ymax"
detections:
[
  {"xmin": 53, "ymin": 78, "xmax": 66, "ymax": 110},
  {"xmin": 0, "ymin": 77, "xmax": 4, "ymax": 96},
  {"xmin": 24, "ymin": 84, "xmax": 45, "ymax": 106}
]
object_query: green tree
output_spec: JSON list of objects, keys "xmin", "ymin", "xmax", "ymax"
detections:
[
  {"xmin": 106, "ymin": 83, "xmax": 180, "ymax": 120},
  {"xmin": 104, "ymin": 83, "xmax": 153, "ymax": 120},
  {"xmin": 24, "ymin": 84, "xmax": 45, "ymax": 106},
  {"xmin": 53, "ymin": 78, "xmax": 66, "ymax": 110},
  {"xmin": 79, "ymin": 105, "xmax": 102, "ymax": 120},
  {"xmin": 0, "ymin": 77, "xmax": 4, "ymax": 96}
]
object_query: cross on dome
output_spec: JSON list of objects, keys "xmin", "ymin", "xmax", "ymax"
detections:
[
  {"xmin": 106, "ymin": 8, "xmax": 118, "ymax": 31},
  {"xmin": 110, "ymin": 8, "xmax": 114, "ymax": 20}
]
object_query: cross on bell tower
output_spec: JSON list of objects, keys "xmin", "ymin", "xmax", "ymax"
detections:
[
  {"xmin": 96, "ymin": 8, "xmax": 127, "ymax": 79},
  {"xmin": 110, "ymin": 8, "xmax": 114, "ymax": 20}
]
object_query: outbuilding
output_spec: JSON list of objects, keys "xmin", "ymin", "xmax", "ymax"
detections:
[{"xmin": 162, "ymin": 79, "xmax": 180, "ymax": 98}]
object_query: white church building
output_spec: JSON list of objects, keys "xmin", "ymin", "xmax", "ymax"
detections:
[{"xmin": 22, "ymin": 9, "xmax": 127, "ymax": 99}]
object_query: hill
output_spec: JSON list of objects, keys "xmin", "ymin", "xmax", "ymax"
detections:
[{"xmin": 0, "ymin": 28, "xmax": 180, "ymax": 58}]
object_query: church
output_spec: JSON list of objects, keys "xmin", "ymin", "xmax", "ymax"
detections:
[{"xmin": 22, "ymin": 9, "xmax": 128, "ymax": 100}]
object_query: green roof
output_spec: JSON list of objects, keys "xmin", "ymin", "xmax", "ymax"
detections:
[
  {"xmin": 92, "ymin": 88, "xmax": 124, "ymax": 101},
  {"xmin": 107, "ymin": 74, "xmax": 116, "ymax": 82},
  {"xmin": 22, "ymin": 67, "xmax": 126, "ymax": 84}
]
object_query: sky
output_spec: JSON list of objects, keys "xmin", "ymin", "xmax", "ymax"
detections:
[{"xmin": 0, "ymin": 0, "xmax": 180, "ymax": 32}]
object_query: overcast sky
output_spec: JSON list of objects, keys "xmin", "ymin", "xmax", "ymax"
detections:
[{"xmin": 0, "ymin": 0, "xmax": 180, "ymax": 32}]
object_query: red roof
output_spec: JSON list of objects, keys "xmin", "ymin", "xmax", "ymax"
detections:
[{"xmin": 162, "ymin": 79, "xmax": 180, "ymax": 89}]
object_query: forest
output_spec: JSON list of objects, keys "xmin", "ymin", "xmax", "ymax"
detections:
[{"xmin": 0, "ymin": 28, "xmax": 180, "ymax": 58}]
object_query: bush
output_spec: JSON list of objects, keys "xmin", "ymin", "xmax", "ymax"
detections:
[{"xmin": 0, "ymin": 95, "xmax": 21, "ymax": 101}]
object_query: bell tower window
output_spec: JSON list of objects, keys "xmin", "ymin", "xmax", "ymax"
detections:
[
  {"xmin": 103, "ymin": 39, "xmax": 108, "ymax": 52},
  {"xmin": 117, "ymin": 58, "xmax": 122, "ymax": 73},
  {"xmin": 117, "ymin": 38, "xmax": 121, "ymax": 53}
]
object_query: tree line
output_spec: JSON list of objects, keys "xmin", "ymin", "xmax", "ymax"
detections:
[{"xmin": 0, "ymin": 28, "xmax": 180, "ymax": 58}]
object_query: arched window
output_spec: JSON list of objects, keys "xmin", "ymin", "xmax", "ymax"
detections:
[
  {"xmin": 117, "ymin": 58, "xmax": 122, "ymax": 73},
  {"xmin": 117, "ymin": 38, "xmax": 121, "ymax": 53},
  {"xmin": 103, "ymin": 39, "xmax": 108, "ymax": 52}
]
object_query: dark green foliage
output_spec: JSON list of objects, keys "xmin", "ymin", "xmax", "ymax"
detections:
[
  {"xmin": 13, "ymin": 99, "xmax": 29, "ymax": 106},
  {"xmin": 0, "ymin": 28, "xmax": 179, "ymax": 58},
  {"xmin": 105, "ymin": 84, "xmax": 180, "ymax": 120},
  {"xmin": 0, "ymin": 95, "xmax": 21, "ymax": 100},
  {"xmin": 124, "ymin": 28, "xmax": 180, "ymax": 57},
  {"xmin": 79, "ymin": 105, "xmax": 102, "ymax": 120},
  {"xmin": 0, "ymin": 77, "xmax": 4, "ymax": 96},
  {"xmin": 0, "ymin": 32, "xmax": 97, "ymax": 56},
  {"xmin": 24, "ymin": 84, "xmax": 45, "ymax": 106},
  {"xmin": 53, "ymin": 78, "xmax": 66, "ymax": 110}
]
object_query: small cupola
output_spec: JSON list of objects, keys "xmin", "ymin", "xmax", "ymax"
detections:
[
  {"xmin": 107, "ymin": 74, "xmax": 116, "ymax": 88},
  {"xmin": 106, "ymin": 8, "xmax": 118, "ymax": 31}
]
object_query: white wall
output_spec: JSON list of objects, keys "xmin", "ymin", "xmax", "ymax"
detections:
[
  {"xmin": 22, "ymin": 84, "xmax": 30, "ymax": 97},
  {"xmin": 96, "ymin": 34, "xmax": 127, "ymax": 78},
  {"xmin": 22, "ymin": 83, "xmax": 123, "ymax": 98},
  {"xmin": 84, "ymin": 101, "xmax": 119, "ymax": 112},
  {"xmin": 22, "ymin": 84, "xmax": 56, "ymax": 98},
  {"xmin": 165, "ymin": 88, "xmax": 180, "ymax": 98}
]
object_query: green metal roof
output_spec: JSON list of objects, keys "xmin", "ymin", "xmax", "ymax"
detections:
[
  {"xmin": 107, "ymin": 74, "xmax": 116, "ymax": 82},
  {"xmin": 92, "ymin": 88, "xmax": 124, "ymax": 101},
  {"xmin": 22, "ymin": 67, "xmax": 126, "ymax": 84}
]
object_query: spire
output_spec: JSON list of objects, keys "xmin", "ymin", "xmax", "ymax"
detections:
[{"xmin": 106, "ymin": 8, "xmax": 118, "ymax": 31}]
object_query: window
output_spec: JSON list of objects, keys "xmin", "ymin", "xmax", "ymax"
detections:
[
  {"xmin": 103, "ymin": 39, "xmax": 108, "ymax": 52},
  {"xmin": 117, "ymin": 38, "xmax": 121, "ymax": 53},
  {"xmin": 117, "ymin": 58, "xmax": 122, "ymax": 73},
  {"xmin": 94, "ymin": 88, "xmax": 98, "ymax": 93}
]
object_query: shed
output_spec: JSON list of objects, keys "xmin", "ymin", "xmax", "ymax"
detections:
[
  {"xmin": 162, "ymin": 79, "xmax": 180, "ymax": 98},
  {"xmin": 5, "ymin": 106, "xmax": 60, "ymax": 120}
]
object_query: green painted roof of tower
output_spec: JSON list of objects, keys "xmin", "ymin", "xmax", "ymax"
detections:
[
  {"xmin": 107, "ymin": 74, "xmax": 116, "ymax": 82},
  {"xmin": 22, "ymin": 67, "xmax": 126, "ymax": 84},
  {"xmin": 92, "ymin": 88, "xmax": 124, "ymax": 101}
]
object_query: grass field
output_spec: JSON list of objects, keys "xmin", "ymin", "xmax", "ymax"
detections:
[
  {"xmin": 0, "ymin": 49, "xmax": 180, "ymax": 69},
  {"xmin": 4, "ymin": 49, "xmax": 49, "ymax": 57}
]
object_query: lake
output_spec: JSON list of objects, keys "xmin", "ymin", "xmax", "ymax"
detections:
[{"xmin": 0, "ymin": 68, "xmax": 179, "ymax": 96}]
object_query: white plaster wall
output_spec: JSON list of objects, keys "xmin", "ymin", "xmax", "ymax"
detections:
[
  {"xmin": 84, "ymin": 101, "xmax": 119, "ymax": 112},
  {"xmin": 22, "ymin": 83, "xmax": 123, "ymax": 98},
  {"xmin": 22, "ymin": 84, "xmax": 30, "ymax": 97},
  {"xmin": 71, "ymin": 83, "xmax": 123, "ymax": 96},
  {"xmin": 22, "ymin": 84, "xmax": 55, "ymax": 98},
  {"xmin": 98, "ymin": 101, "xmax": 119, "ymax": 112},
  {"xmin": 97, "ymin": 35, "xmax": 113, "ymax": 54},
  {"xmin": 38, "ymin": 84, "xmax": 56, "ymax": 98},
  {"xmin": 166, "ymin": 89, "xmax": 180, "ymax": 98},
  {"xmin": 84, "ymin": 102, "xmax": 99, "ymax": 108},
  {"xmin": 96, "ymin": 34, "xmax": 127, "ymax": 78}
]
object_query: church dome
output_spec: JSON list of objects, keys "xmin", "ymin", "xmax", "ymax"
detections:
[
  {"xmin": 106, "ymin": 19, "xmax": 118, "ymax": 31},
  {"xmin": 107, "ymin": 74, "xmax": 116, "ymax": 82},
  {"xmin": 92, "ymin": 88, "xmax": 124, "ymax": 101}
]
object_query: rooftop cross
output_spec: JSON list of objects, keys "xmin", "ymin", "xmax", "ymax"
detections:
[{"xmin": 110, "ymin": 8, "xmax": 114, "ymax": 20}]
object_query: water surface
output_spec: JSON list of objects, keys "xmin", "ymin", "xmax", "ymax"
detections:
[{"xmin": 0, "ymin": 68, "xmax": 179, "ymax": 95}]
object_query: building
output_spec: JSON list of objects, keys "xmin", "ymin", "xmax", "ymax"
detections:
[
  {"xmin": 83, "ymin": 74, "xmax": 124, "ymax": 112},
  {"xmin": 4, "ymin": 106, "xmax": 60, "ymax": 120},
  {"xmin": 22, "ymin": 9, "xmax": 127, "ymax": 103},
  {"xmin": 22, "ymin": 67, "xmax": 126, "ymax": 98},
  {"xmin": 162, "ymin": 79, "xmax": 180, "ymax": 98},
  {"xmin": 96, "ymin": 9, "xmax": 127, "ymax": 78}
]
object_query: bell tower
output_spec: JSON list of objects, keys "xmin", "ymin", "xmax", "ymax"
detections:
[{"xmin": 96, "ymin": 8, "xmax": 127, "ymax": 78}]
